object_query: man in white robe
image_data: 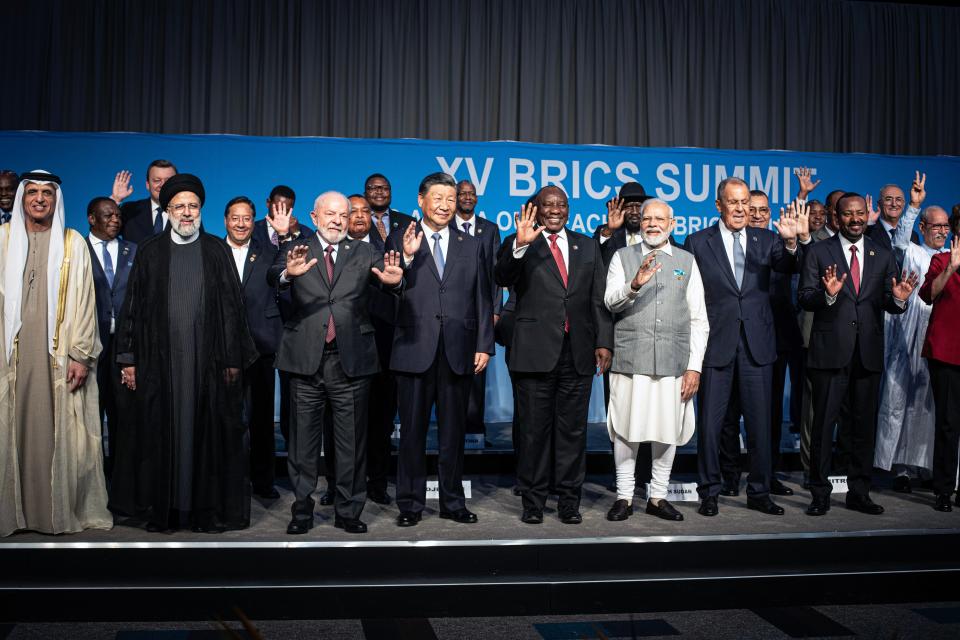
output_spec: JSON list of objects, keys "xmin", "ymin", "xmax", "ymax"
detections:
[
  {"xmin": 0, "ymin": 170, "xmax": 111, "ymax": 536},
  {"xmin": 875, "ymin": 173, "xmax": 947, "ymax": 490},
  {"xmin": 604, "ymin": 199, "xmax": 709, "ymax": 522}
]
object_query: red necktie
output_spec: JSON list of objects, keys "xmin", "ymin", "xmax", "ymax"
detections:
[
  {"xmin": 549, "ymin": 233, "xmax": 570, "ymax": 332},
  {"xmin": 849, "ymin": 245, "xmax": 860, "ymax": 295},
  {"xmin": 325, "ymin": 245, "xmax": 336, "ymax": 342}
]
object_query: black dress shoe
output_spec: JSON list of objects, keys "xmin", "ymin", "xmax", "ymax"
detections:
[
  {"xmin": 521, "ymin": 508, "xmax": 543, "ymax": 524},
  {"xmin": 747, "ymin": 496, "xmax": 785, "ymax": 515},
  {"xmin": 607, "ymin": 499, "xmax": 633, "ymax": 521},
  {"xmin": 512, "ymin": 486, "xmax": 522, "ymax": 496},
  {"xmin": 892, "ymin": 476, "xmax": 912, "ymax": 493},
  {"xmin": 955, "ymin": 493, "xmax": 960, "ymax": 508},
  {"xmin": 334, "ymin": 516, "xmax": 368, "ymax": 533},
  {"xmin": 846, "ymin": 493, "xmax": 884, "ymax": 515},
  {"xmin": 319, "ymin": 490, "xmax": 335, "ymax": 506},
  {"xmin": 559, "ymin": 508, "xmax": 583, "ymax": 524},
  {"xmin": 396, "ymin": 511, "xmax": 422, "ymax": 527},
  {"xmin": 698, "ymin": 496, "xmax": 718, "ymax": 516},
  {"xmin": 806, "ymin": 498, "xmax": 830, "ymax": 516},
  {"xmin": 367, "ymin": 488, "xmax": 392, "ymax": 506},
  {"xmin": 145, "ymin": 522, "xmax": 166, "ymax": 533},
  {"xmin": 646, "ymin": 499, "xmax": 683, "ymax": 521},
  {"xmin": 770, "ymin": 479, "xmax": 794, "ymax": 496},
  {"xmin": 286, "ymin": 517, "xmax": 313, "ymax": 535},
  {"xmin": 934, "ymin": 494, "xmax": 953, "ymax": 513},
  {"xmin": 254, "ymin": 487, "xmax": 281, "ymax": 500},
  {"xmin": 439, "ymin": 508, "xmax": 478, "ymax": 523},
  {"xmin": 720, "ymin": 485, "xmax": 739, "ymax": 497}
]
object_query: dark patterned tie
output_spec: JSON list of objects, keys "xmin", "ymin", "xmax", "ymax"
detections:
[{"xmin": 324, "ymin": 245, "xmax": 336, "ymax": 342}]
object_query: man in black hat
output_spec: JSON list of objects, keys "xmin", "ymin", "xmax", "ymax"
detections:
[
  {"xmin": 596, "ymin": 182, "xmax": 676, "ymax": 269},
  {"xmin": 110, "ymin": 173, "xmax": 258, "ymax": 533}
]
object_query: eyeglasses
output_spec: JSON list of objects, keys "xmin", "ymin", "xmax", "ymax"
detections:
[
  {"xmin": 366, "ymin": 184, "xmax": 390, "ymax": 193},
  {"xmin": 749, "ymin": 207, "xmax": 770, "ymax": 214},
  {"xmin": 924, "ymin": 223, "xmax": 950, "ymax": 231},
  {"xmin": 169, "ymin": 203, "xmax": 200, "ymax": 214},
  {"xmin": 881, "ymin": 196, "xmax": 905, "ymax": 204}
]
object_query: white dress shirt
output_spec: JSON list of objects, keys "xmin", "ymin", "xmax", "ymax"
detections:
[
  {"xmin": 717, "ymin": 221, "xmax": 748, "ymax": 277},
  {"xmin": 88, "ymin": 233, "xmax": 119, "ymax": 333},
  {"xmin": 150, "ymin": 199, "xmax": 168, "ymax": 229},
  {"xmin": 512, "ymin": 227, "xmax": 569, "ymax": 270},
  {"xmin": 227, "ymin": 238, "xmax": 251, "ymax": 280},
  {"xmin": 406, "ymin": 224, "xmax": 449, "ymax": 268},
  {"xmin": 456, "ymin": 215, "xmax": 476, "ymax": 236}
]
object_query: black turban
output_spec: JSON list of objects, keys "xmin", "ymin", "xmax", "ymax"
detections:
[{"xmin": 159, "ymin": 173, "xmax": 205, "ymax": 211}]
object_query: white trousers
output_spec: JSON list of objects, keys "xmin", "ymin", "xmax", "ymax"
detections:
[{"xmin": 613, "ymin": 434, "xmax": 677, "ymax": 501}]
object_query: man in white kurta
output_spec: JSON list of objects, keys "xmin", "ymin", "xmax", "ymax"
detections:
[
  {"xmin": 604, "ymin": 199, "xmax": 709, "ymax": 522},
  {"xmin": 0, "ymin": 170, "xmax": 111, "ymax": 536},
  {"xmin": 875, "ymin": 176, "xmax": 948, "ymax": 490}
]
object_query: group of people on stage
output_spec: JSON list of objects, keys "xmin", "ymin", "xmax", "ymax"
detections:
[{"xmin": 0, "ymin": 159, "xmax": 958, "ymax": 538}]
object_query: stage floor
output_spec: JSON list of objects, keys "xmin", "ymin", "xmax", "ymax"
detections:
[{"xmin": 4, "ymin": 472, "xmax": 957, "ymax": 545}]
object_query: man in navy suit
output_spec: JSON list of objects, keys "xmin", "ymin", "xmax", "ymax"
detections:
[
  {"xmin": 386, "ymin": 172, "xmax": 495, "ymax": 527},
  {"xmin": 223, "ymin": 196, "xmax": 283, "ymax": 499},
  {"xmin": 365, "ymin": 173, "xmax": 415, "ymax": 243},
  {"xmin": 799, "ymin": 192, "xmax": 917, "ymax": 516},
  {"xmin": 495, "ymin": 186, "xmax": 613, "ymax": 525},
  {"xmin": 113, "ymin": 160, "xmax": 178, "ymax": 245},
  {"xmin": 683, "ymin": 177, "xmax": 803, "ymax": 517},
  {"xmin": 85, "ymin": 197, "xmax": 137, "ymax": 473},
  {"xmin": 451, "ymin": 179, "xmax": 502, "ymax": 442}
]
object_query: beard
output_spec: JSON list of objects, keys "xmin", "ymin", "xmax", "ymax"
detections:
[
  {"xmin": 320, "ymin": 227, "xmax": 347, "ymax": 244},
  {"xmin": 172, "ymin": 214, "xmax": 201, "ymax": 238},
  {"xmin": 641, "ymin": 228, "xmax": 670, "ymax": 247}
]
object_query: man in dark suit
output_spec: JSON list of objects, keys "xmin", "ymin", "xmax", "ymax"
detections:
[
  {"xmin": 254, "ymin": 185, "xmax": 315, "ymax": 249},
  {"xmin": 113, "ymin": 160, "xmax": 178, "ymax": 245},
  {"xmin": 85, "ymin": 197, "xmax": 136, "ymax": 474},
  {"xmin": 267, "ymin": 191, "xmax": 404, "ymax": 535},
  {"xmin": 452, "ymin": 179, "xmax": 502, "ymax": 442},
  {"xmin": 684, "ymin": 177, "xmax": 802, "ymax": 517},
  {"xmin": 718, "ymin": 190, "xmax": 801, "ymax": 497},
  {"xmin": 866, "ymin": 183, "xmax": 921, "ymax": 256},
  {"xmin": 495, "ymin": 186, "xmax": 613, "ymax": 525},
  {"xmin": 799, "ymin": 192, "xmax": 917, "ymax": 516},
  {"xmin": 365, "ymin": 173, "xmax": 415, "ymax": 243},
  {"xmin": 386, "ymin": 172, "xmax": 495, "ymax": 527},
  {"xmin": 321, "ymin": 194, "xmax": 398, "ymax": 506},
  {"xmin": 223, "ymin": 196, "xmax": 283, "ymax": 500}
]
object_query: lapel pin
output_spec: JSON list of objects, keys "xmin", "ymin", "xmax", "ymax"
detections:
[
  {"xmin": 344, "ymin": 244, "xmax": 350, "ymax": 250},
  {"xmin": 869, "ymin": 250, "xmax": 875, "ymax": 256},
  {"xmin": 752, "ymin": 236, "xmax": 757, "ymax": 242},
  {"xmin": 573, "ymin": 244, "xmax": 579, "ymax": 250},
  {"xmin": 121, "ymin": 247, "xmax": 129, "ymax": 256},
  {"xmin": 477, "ymin": 228, "xmax": 483, "ymax": 234},
  {"xmin": 458, "ymin": 236, "xmax": 463, "ymax": 241},
  {"xmin": 249, "ymin": 254, "xmax": 256, "ymax": 262}
]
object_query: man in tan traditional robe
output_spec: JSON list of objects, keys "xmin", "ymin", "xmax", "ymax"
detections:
[{"xmin": 0, "ymin": 170, "xmax": 111, "ymax": 536}]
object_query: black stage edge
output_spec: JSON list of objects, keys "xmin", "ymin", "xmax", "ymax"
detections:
[{"xmin": 2, "ymin": 528, "xmax": 958, "ymax": 622}]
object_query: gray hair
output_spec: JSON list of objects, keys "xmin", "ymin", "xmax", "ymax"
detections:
[
  {"xmin": 717, "ymin": 176, "xmax": 749, "ymax": 201},
  {"xmin": 920, "ymin": 205, "xmax": 947, "ymax": 224},
  {"xmin": 639, "ymin": 198, "xmax": 674, "ymax": 218},
  {"xmin": 312, "ymin": 190, "xmax": 352, "ymax": 215}
]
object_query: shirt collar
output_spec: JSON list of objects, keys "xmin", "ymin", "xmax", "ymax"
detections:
[
  {"xmin": 151, "ymin": 198, "xmax": 161, "ymax": 212},
  {"xmin": 422, "ymin": 223, "xmax": 450, "ymax": 240},
  {"xmin": 88, "ymin": 233, "xmax": 116, "ymax": 247},
  {"xmin": 545, "ymin": 228, "xmax": 567, "ymax": 242},
  {"xmin": 838, "ymin": 233, "xmax": 865, "ymax": 253},
  {"xmin": 880, "ymin": 219, "xmax": 896, "ymax": 233},
  {"xmin": 226, "ymin": 237, "xmax": 251, "ymax": 250},
  {"xmin": 641, "ymin": 240, "xmax": 673, "ymax": 255},
  {"xmin": 719, "ymin": 221, "xmax": 746, "ymax": 239}
]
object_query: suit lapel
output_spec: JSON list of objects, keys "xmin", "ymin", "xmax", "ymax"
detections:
[
  {"xmin": 857, "ymin": 238, "xmax": 883, "ymax": 299},
  {"xmin": 240, "ymin": 238, "xmax": 259, "ymax": 286},
  {"xmin": 308, "ymin": 235, "xmax": 330, "ymax": 288},
  {"xmin": 707, "ymin": 226, "xmax": 739, "ymax": 291},
  {"xmin": 535, "ymin": 233, "xmax": 565, "ymax": 288},
  {"xmin": 417, "ymin": 224, "xmax": 442, "ymax": 282},
  {"xmin": 441, "ymin": 229, "xmax": 464, "ymax": 284},
  {"xmin": 826, "ymin": 236, "xmax": 857, "ymax": 300},
  {"xmin": 116, "ymin": 240, "xmax": 134, "ymax": 291},
  {"xmin": 331, "ymin": 239, "xmax": 352, "ymax": 288},
  {"xmin": 743, "ymin": 227, "xmax": 763, "ymax": 289},
  {"xmin": 566, "ymin": 232, "xmax": 580, "ymax": 289}
]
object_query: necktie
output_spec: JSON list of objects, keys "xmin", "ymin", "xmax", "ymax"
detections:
[
  {"xmin": 732, "ymin": 230, "xmax": 745, "ymax": 288},
  {"xmin": 270, "ymin": 229, "xmax": 279, "ymax": 247},
  {"xmin": 102, "ymin": 241, "xmax": 115, "ymax": 288},
  {"xmin": 324, "ymin": 245, "xmax": 336, "ymax": 342},
  {"xmin": 152, "ymin": 207, "xmax": 164, "ymax": 235},
  {"xmin": 548, "ymin": 233, "xmax": 570, "ymax": 332},
  {"xmin": 432, "ymin": 232, "xmax": 445, "ymax": 278},
  {"xmin": 627, "ymin": 233, "xmax": 639, "ymax": 247},
  {"xmin": 375, "ymin": 215, "xmax": 387, "ymax": 241},
  {"xmin": 463, "ymin": 221, "xmax": 471, "ymax": 235},
  {"xmin": 888, "ymin": 228, "xmax": 895, "ymax": 242},
  {"xmin": 0, "ymin": 211, "xmax": 10, "ymax": 224},
  {"xmin": 849, "ymin": 245, "xmax": 860, "ymax": 295}
]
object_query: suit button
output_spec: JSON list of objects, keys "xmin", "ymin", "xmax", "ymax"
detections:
[
  {"xmin": 329, "ymin": 298, "xmax": 336, "ymax": 304},
  {"xmin": 439, "ymin": 287, "xmax": 445, "ymax": 293},
  {"xmin": 851, "ymin": 320, "xmax": 857, "ymax": 326}
]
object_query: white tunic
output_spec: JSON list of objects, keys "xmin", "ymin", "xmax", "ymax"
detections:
[{"xmin": 604, "ymin": 242, "xmax": 709, "ymax": 445}]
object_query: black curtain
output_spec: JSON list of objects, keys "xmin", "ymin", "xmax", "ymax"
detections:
[{"xmin": 2, "ymin": 0, "xmax": 958, "ymax": 155}]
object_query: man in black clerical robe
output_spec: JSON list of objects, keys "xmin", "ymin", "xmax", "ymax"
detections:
[{"xmin": 109, "ymin": 174, "xmax": 258, "ymax": 532}]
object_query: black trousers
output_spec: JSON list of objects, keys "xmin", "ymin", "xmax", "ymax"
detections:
[
  {"xmin": 929, "ymin": 359, "xmax": 960, "ymax": 496},
  {"xmin": 807, "ymin": 340, "xmax": 880, "ymax": 500},
  {"xmin": 247, "ymin": 354, "xmax": 277, "ymax": 493},
  {"xmin": 96, "ymin": 338, "xmax": 119, "ymax": 476},
  {"xmin": 465, "ymin": 369, "xmax": 487, "ymax": 436},
  {"xmin": 513, "ymin": 336, "xmax": 592, "ymax": 512},
  {"xmin": 697, "ymin": 331, "xmax": 773, "ymax": 500},
  {"xmin": 395, "ymin": 341, "xmax": 472, "ymax": 514},
  {"xmin": 718, "ymin": 346, "xmax": 803, "ymax": 484},
  {"xmin": 287, "ymin": 344, "xmax": 370, "ymax": 521},
  {"xmin": 324, "ymin": 370, "xmax": 396, "ymax": 494}
]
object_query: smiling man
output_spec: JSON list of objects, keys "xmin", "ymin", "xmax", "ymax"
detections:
[
  {"xmin": 86, "ymin": 196, "xmax": 137, "ymax": 476},
  {"xmin": 386, "ymin": 172, "xmax": 495, "ymax": 528},
  {"xmin": 111, "ymin": 174, "xmax": 258, "ymax": 533},
  {"xmin": 0, "ymin": 171, "xmax": 112, "ymax": 537},
  {"xmin": 495, "ymin": 185, "xmax": 613, "ymax": 525},
  {"xmin": 0, "ymin": 170, "xmax": 17, "ymax": 223},
  {"xmin": 799, "ymin": 191, "xmax": 917, "ymax": 517}
]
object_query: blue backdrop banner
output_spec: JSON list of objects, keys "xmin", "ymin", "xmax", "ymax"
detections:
[{"xmin": 2, "ymin": 131, "xmax": 958, "ymax": 423}]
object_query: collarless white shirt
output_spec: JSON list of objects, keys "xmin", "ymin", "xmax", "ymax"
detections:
[{"xmin": 226, "ymin": 238, "xmax": 251, "ymax": 279}]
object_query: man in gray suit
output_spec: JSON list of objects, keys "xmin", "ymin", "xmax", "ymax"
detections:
[{"xmin": 267, "ymin": 191, "xmax": 404, "ymax": 535}]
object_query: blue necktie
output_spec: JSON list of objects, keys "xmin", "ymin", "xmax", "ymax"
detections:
[
  {"xmin": 462, "ymin": 221, "xmax": 471, "ymax": 235},
  {"xmin": 732, "ymin": 231, "xmax": 745, "ymax": 288},
  {"xmin": 432, "ymin": 232, "xmax": 445, "ymax": 278},
  {"xmin": 102, "ymin": 241, "xmax": 115, "ymax": 288},
  {"xmin": 152, "ymin": 207, "xmax": 164, "ymax": 235}
]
